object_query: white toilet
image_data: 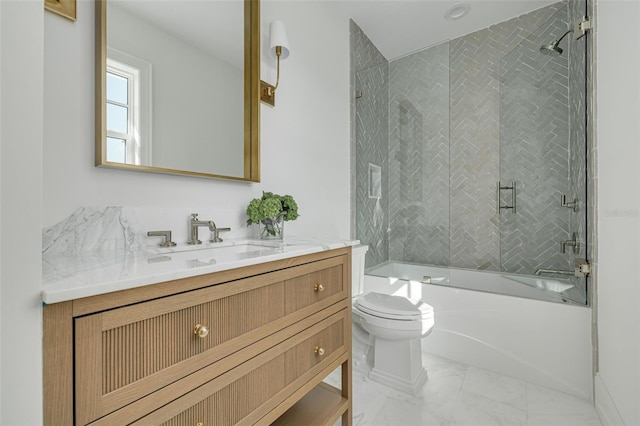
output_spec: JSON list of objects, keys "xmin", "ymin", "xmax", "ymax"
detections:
[{"xmin": 351, "ymin": 245, "xmax": 435, "ymax": 396}]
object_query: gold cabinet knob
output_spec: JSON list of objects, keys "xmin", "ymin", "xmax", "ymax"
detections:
[
  {"xmin": 314, "ymin": 345, "xmax": 325, "ymax": 356},
  {"xmin": 193, "ymin": 324, "xmax": 209, "ymax": 338},
  {"xmin": 196, "ymin": 422, "xmax": 204, "ymax": 426},
  {"xmin": 314, "ymin": 283, "xmax": 325, "ymax": 292}
]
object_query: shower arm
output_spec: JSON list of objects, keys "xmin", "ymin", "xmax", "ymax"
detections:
[
  {"xmin": 553, "ymin": 30, "xmax": 573, "ymax": 45},
  {"xmin": 556, "ymin": 16, "xmax": 592, "ymax": 44},
  {"xmin": 552, "ymin": 16, "xmax": 592, "ymax": 46}
]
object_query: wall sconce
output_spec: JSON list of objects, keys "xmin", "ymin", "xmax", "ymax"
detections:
[{"xmin": 261, "ymin": 20, "xmax": 290, "ymax": 106}]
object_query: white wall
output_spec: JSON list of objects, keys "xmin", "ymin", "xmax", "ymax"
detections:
[
  {"xmin": 0, "ymin": 1, "xmax": 3, "ymax": 419},
  {"xmin": 0, "ymin": 1, "xmax": 44, "ymax": 425},
  {"xmin": 0, "ymin": 1, "xmax": 3, "ymax": 418},
  {"xmin": 594, "ymin": 1, "xmax": 640, "ymax": 424},
  {"xmin": 43, "ymin": 0, "xmax": 351, "ymax": 241}
]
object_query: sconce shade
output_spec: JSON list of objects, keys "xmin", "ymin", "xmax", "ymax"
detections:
[{"xmin": 269, "ymin": 20, "xmax": 290, "ymax": 59}]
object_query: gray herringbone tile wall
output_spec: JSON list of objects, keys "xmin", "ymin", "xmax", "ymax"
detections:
[
  {"xmin": 352, "ymin": 1, "xmax": 590, "ymax": 281},
  {"xmin": 351, "ymin": 21, "xmax": 387, "ymax": 74},
  {"xmin": 389, "ymin": 43, "xmax": 450, "ymax": 266},
  {"xmin": 356, "ymin": 64, "xmax": 390, "ymax": 268},
  {"xmin": 351, "ymin": 21, "xmax": 388, "ymax": 244},
  {"xmin": 351, "ymin": 21, "xmax": 390, "ymax": 268},
  {"xmin": 448, "ymin": 2, "xmax": 566, "ymax": 271},
  {"xmin": 499, "ymin": 6, "xmax": 572, "ymax": 276}
]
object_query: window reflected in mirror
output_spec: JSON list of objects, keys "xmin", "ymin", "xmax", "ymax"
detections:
[{"xmin": 105, "ymin": 49, "xmax": 151, "ymax": 165}]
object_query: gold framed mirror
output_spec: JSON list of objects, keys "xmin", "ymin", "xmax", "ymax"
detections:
[{"xmin": 95, "ymin": 0, "xmax": 260, "ymax": 182}]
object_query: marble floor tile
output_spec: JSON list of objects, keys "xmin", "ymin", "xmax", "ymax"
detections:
[
  {"xmin": 461, "ymin": 366, "xmax": 528, "ymax": 411},
  {"xmin": 527, "ymin": 413, "xmax": 603, "ymax": 426},
  {"xmin": 352, "ymin": 377, "xmax": 391, "ymax": 424},
  {"xmin": 451, "ymin": 391, "xmax": 528, "ymax": 426},
  {"xmin": 346, "ymin": 352, "xmax": 602, "ymax": 426},
  {"xmin": 526, "ymin": 382, "xmax": 599, "ymax": 416},
  {"xmin": 370, "ymin": 396, "xmax": 452, "ymax": 426},
  {"xmin": 422, "ymin": 353, "xmax": 468, "ymax": 395}
]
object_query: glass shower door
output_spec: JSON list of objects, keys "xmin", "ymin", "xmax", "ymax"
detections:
[
  {"xmin": 498, "ymin": 5, "xmax": 588, "ymax": 304},
  {"xmin": 355, "ymin": 63, "xmax": 390, "ymax": 269}
]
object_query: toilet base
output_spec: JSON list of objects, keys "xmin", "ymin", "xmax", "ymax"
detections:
[
  {"xmin": 370, "ymin": 365, "xmax": 428, "ymax": 396},
  {"xmin": 369, "ymin": 336, "xmax": 428, "ymax": 396},
  {"xmin": 352, "ymin": 336, "xmax": 373, "ymax": 376}
]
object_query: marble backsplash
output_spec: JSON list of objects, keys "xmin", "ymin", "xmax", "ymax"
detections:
[{"xmin": 43, "ymin": 206, "xmax": 256, "ymax": 256}]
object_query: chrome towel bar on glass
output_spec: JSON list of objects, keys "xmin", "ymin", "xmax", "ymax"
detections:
[{"xmin": 497, "ymin": 181, "xmax": 517, "ymax": 214}]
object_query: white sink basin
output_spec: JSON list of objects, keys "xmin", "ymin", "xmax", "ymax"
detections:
[{"xmin": 145, "ymin": 242, "xmax": 285, "ymax": 267}]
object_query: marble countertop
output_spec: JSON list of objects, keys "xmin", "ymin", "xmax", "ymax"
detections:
[{"xmin": 42, "ymin": 237, "xmax": 358, "ymax": 304}]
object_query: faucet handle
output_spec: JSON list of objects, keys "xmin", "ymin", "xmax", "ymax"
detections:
[
  {"xmin": 561, "ymin": 232, "xmax": 580, "ymax": 254},
  {"xmin": 209, "ymin": 227, "xmax": 231, "ymax": 243},
  {"xmin": 147, "ymin": 230, "xmax": 177, "ymax": 247}
]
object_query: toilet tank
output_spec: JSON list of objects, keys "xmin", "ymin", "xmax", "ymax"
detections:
[{"xmin": 351, "ymin": 244, "xmax": 369, "ymax": 297}]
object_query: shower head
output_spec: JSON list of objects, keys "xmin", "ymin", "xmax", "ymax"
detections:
[
  {"xmin": 539, "ymin": 41, "xmax": 563, "ymax": 56},
  {"xmin": 539, "ymin": 29, "xmax": 572, "ymax": 56}
]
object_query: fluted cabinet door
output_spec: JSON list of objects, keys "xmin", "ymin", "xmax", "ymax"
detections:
[{"xmin": 131, "ymin": 310, "xmax": 347, "ymax": 426}]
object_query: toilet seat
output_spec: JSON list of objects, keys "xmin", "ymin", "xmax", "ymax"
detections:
[{"xmin": 355, "ymin": 292, "xmax": 433, "ymax": 321}]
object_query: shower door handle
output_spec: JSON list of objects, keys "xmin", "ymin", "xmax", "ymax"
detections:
[{"xmin": 497, "ymin": 181, "xmax": 517, "ymax": 214}]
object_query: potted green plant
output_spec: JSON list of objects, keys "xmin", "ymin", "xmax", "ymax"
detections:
[{"xmin": 246, "ymin": 191, "xmax": 299, "ymax": 239}]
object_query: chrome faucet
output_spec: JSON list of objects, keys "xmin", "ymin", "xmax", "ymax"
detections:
[
  {"xmin": 188, "ymin": 213, "xmax": 214, "ymax": 245},
  {"xmin": 188, "ymin": 213, "xmax": 231, "ymax": 245}
]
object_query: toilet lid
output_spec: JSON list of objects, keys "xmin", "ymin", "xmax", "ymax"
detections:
[{"xmin": 355, "ymin": 292, "xmax": 433, "ymax": 320}]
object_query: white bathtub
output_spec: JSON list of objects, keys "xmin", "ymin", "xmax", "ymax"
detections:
[{"xmin": 364, "ymin": 262, "xmax": 593, "ymax": 399}]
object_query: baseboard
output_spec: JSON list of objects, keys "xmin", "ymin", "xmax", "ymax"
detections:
[{"xmin": 595, "ymin": 373, "xmax": 626, "ymax": 426}]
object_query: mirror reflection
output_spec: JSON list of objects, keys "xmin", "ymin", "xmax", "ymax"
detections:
[{"xmin": 97, "ymin": 0, "xmax": 260, "ymax": 181}]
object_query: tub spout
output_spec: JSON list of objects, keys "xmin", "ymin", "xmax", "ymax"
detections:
[{"xmin": 535, "ymin": 268, "xmax": 574, "ymax": 276}]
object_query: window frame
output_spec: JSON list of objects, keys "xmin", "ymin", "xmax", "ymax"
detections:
[{"xmin": 106, "ymin": 48, "xmax": 152, "ymax": 166}]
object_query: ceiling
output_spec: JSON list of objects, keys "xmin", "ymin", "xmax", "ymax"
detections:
[
  {"xmin": 111, "ymin": 0, "xmax": 561, "ymax": 66},
  {"xmin": 336, "ymin": 0, "xmax": 560, "ymax": 60}
]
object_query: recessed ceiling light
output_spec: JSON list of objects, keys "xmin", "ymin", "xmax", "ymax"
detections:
[{"xmin": 444, "ymin": 3, "xmax": 471, "ymax": 21}]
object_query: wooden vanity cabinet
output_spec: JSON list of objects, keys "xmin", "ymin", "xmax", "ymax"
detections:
[{"xmin": 44, "ymin": 247, "xmax": 352, "ymax": 426}]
